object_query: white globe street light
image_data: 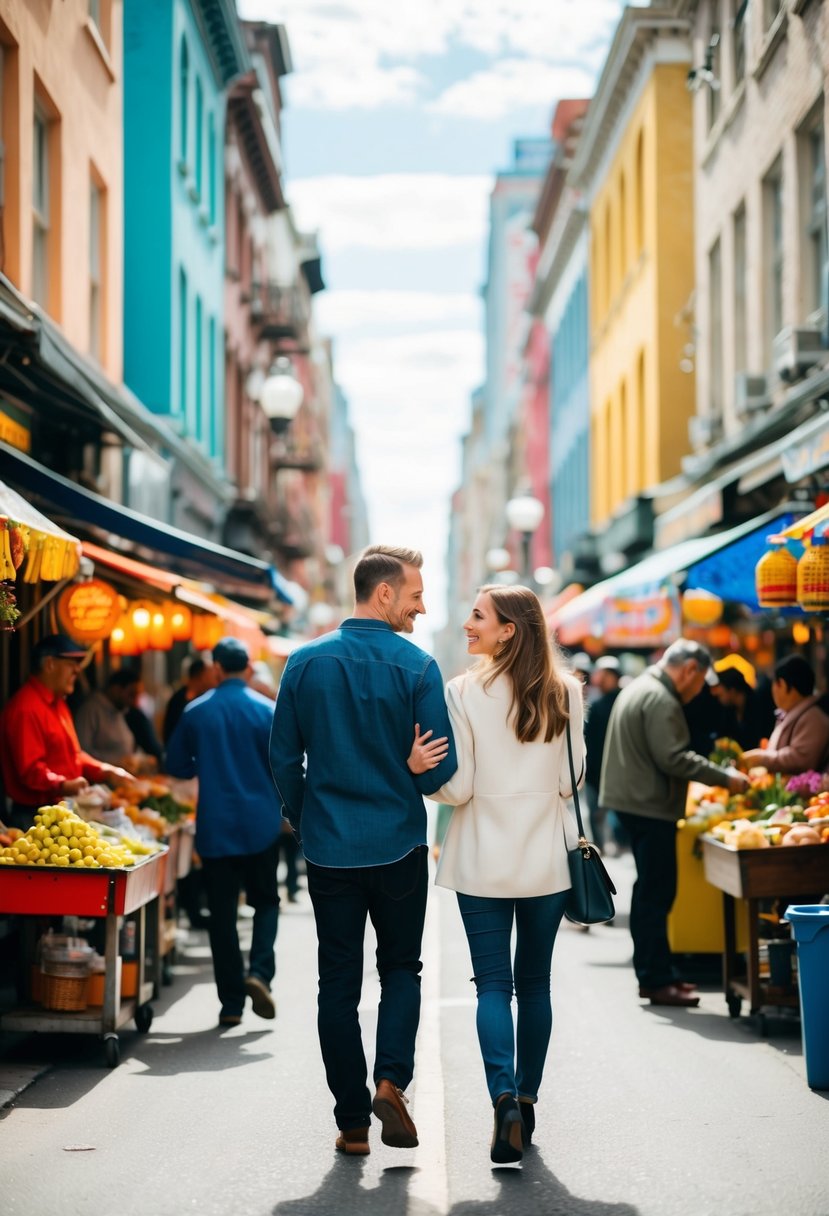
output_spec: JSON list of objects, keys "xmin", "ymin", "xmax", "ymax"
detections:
[
  {"xmin": 505, "ymin": 494, "xmax": 545, "ymax": 583},
  {"xmin": 485, "ymin": 547, "xmax": 512, "ymax": 573},
  {"xmin": 259, "ymin": 358, "xmax": 304, "ymax": 434}
]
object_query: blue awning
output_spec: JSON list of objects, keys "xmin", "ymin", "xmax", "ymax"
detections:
[{"xmin": 0, "ymin": 442, "xmax": 294, "ymax": 604}]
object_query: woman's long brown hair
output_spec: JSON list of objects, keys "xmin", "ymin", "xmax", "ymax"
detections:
[{"xmin": 477, "ymin": 584, "xmax": 569, "ymax": 743}]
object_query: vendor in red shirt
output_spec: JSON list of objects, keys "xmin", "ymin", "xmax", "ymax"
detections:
[{"xmin": 0, "ymin": 634, "xmax": 132, "ymax": 830}]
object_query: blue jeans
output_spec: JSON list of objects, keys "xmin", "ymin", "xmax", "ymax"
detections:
[
  {"xmin": 307, "ymin": 846, "xmax": 428, "ymax": 1131},
  {"xmin": 201, "ymin": 841, "xmax": 279, "ymax": 1017},
  {"xmin": 457, "ymin": 890, "xmax": 569, "ymax": 1104}
]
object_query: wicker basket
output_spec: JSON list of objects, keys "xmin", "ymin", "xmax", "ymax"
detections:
[
  {"xmin": 797, "ymin": 542, "xmax": 829, "ymax": 612},
  {"xmin": 41, "ymin": 972, "xmax": 89, "ymax": 1012},
  {"xmin": 755, "ymin": 545, "xmax": 797, "ymax": 607}
]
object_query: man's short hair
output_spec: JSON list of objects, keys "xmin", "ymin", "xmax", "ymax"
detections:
[
  {"xmin": 660, "ymin": 639, "xmax": 713, "ymax": 674},
  {"xmin": 774, "ymin": 654, "xmax": 814, "ymax": 697},
  {"xmin": 353, "ymin": 545, "xmax": 423, "ymax": 602},
  {"xmin": 107, "ymin": 668, "xmax": 140, "ymax": 690},
  {"xmin": 187, "ymin": 658, "xmax": 207, "ymax": 681}
]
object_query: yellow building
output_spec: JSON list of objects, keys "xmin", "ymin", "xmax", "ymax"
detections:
[
  {"xmin": 0, "ymin": 0, "xmax": 123, "ymax": 381},
  {"xmin": 570, "ymin": 7, "xmax": 694, "ymax": 536}
]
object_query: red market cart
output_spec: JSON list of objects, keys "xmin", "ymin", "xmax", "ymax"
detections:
[{"xmin": 0, "ymin": 848, "xmax": 167, "ymax": 1067}]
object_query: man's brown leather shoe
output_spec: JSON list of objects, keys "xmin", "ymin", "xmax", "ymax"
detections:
[
  {"xmin": 640, "ymin": 984, "xmax": 700, "ymax": 1007},
  {"xmin": 372, "ymin": 1079, "xmax": 419, "ymax": 1147},
  {"xmin": 335, "ymin": 1127, "xmax": 370, "ymax": 1155}
]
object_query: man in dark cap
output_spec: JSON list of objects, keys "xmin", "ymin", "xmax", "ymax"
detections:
[
  {"xmin": 165, "ymin": 636, "xmax": 282, "ymax": 1028},
  {"xmin": 0, "ymin": 634, "xmax": 133, "ymax": 830}
]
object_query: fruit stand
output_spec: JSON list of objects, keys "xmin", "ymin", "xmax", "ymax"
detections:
[
  {"xmin": 0, "ymin": 849, "xmax": 167, "ymax": 1067},
  {"xmin": 702, "ymin": 837, "xmax": 829, "ymax": 1024}
]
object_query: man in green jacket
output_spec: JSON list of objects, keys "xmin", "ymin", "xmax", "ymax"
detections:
[{"xmin": 599, "ymin": 639, "xmax": 749, "ymax": 1007}]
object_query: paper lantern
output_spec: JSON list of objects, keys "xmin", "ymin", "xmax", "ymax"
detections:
[
  {"xmin": 707, "ymin": 624, "xmax": 732, "ymax": 649},
  {"xmin": 682, "ymin": 588, "xmax": 723, "ymax": 627},
  {"xmin": 797, "ymin": 536, "xmax": 829, "ymax": 612},
  {"xmin": 129, "ymin": 600, "xmax": 154, "ymax": 651},
  {"xmin": 170, "ymin": 604, "xmax": 193, "ymax": 642},
  {"xmin": 110, "ymin": 612, "xmax": 140, "ymax": 657},
  {"xmin": 755, "ymin": 542, "xmax": 797, "ymax": 608},
  {"xmin": 192, "ymin": 614, "xmax": 223, "ymax": 651},
  {"xmin": 149, "ymin": 606, "xmax": 174, "ymax": 651}
]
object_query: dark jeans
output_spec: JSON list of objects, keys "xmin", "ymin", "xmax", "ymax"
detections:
[
  {"xmin": 201, "ymin": 841, "xmax": 280, "ymax": 1017},
  {"xmin": 616, "ymin": 812, "xmax": 679, "ymax": 989},
  {"xmin": 307, "ymin": 845, "xmax": 428, "ymax": 1131},
  {"xmin": 277, "ymin": 829, "xmax": 300, "ymax": 896},
  {"xmin": 457, "ymin": 890, "xmax": 569, "ymax": 1104}
]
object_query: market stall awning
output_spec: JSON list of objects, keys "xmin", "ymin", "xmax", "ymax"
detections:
[
  {"xmin": 0, "ymin": 443, "xmax": 293, "ymax": 604},
  {"xmin": 778, "ymin": 501, "xmax": 829, "ymax": 541},
  {"xmin": 554, "ymin": 508, "xmax": 801, "ymax": 646},
  {"xmin": 0, "ymin": 477, "xmax": 81, "ymax": 581}
]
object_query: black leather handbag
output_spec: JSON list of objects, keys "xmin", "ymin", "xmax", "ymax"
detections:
[{"xmin": 564, "ymin": 722, "xmax": 616, "ymax": 926}]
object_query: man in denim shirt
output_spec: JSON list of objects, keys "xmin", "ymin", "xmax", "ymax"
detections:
[{"xmin": 270, "ymin": 545, "xmax": 457, "ymax": 1156}]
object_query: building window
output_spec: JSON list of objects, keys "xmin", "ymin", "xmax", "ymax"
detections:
[
  {"xmin": 179, "ymin": 267, "xmax": 187, "ymax": 420},
  {"xmin": 208, "ymin": 112, "xmax": 216, "ymax": 224},
  {"xmin": 195, "ymin": 295, "xmax": 203, "ymax": 441},
  {"xmin": 709, "ymin": 238, "xmax": 723, "ymax": 416},
  {"xmin": 764, "ymin": 0, "xmax": 783, "ymax": 29},
  {"xmin": 208, "ymin": 316, "xmax": 217, "ymax": 457},
  {"xmin": 637, "ymin": 350, "xmax": 646, "ymax": 487},
  {"xmin": 89, "ymin": 176, "xmax": 104, "ymax": 361},
  {"xmin": 733, "ymin": 203, "xmax": 747, "ymax": 374},
  {"xmin": 764, "ymin": 158, "xmax": 784, "ymax": 358},
  {"xmin": 179, "ymin": 38, "xmax": 189, "ymax": 165},
  {"xmin": 731, "ymin": 0, "xmax": 746, "ymax": 87},
  {"xmin": 32, "ymin": 106, "xmax": 50, "ymax": 307},
  {"xmin": 635, "ymin": 129, "xmax": 645, "ymax": 254},
  {"xmin": 619, "ymin": 378, "xmax": 631, "ymax": 495},
  {"xmin": 800, "ymin": 112, "xmax": 828, "ymax": 323},
  {"xmin": 619, "ymin": 172, "xmax": 627, "ymax": 280},
  {"xmin": 194, "ymin": 77, "xmax": 203, "ymax": 198},
  {"xmin": 707, "ymin": 17, "xmax": 721, "ymax": 131},
  {"xmin": 604, "ymin": 203, "xmax": 612, "ymax": 306}
]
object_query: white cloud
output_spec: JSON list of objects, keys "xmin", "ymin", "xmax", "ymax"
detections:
[
  {"xmin": 287, "ymin": 174, "xmax": 491, "ymax": 251},
  {"xmin": 313, "ymin": 289, "xmax": 481, "ymax": 335},
  {"xmin": 431, "ymin": 58, "xmax": 597, "ymax": 120},
  {"xmin": 239, "ymin": 0, "xmax": 624, "ymax": 112}
]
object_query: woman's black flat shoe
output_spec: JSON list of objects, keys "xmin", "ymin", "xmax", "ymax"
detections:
[
  {"xmin": 491, "ymin": 1094, "xmax": 523, "ymax": 1164},
  {"xmin": 518, "ymin": 1098, "xmax": 535, "ymax": 1145}
]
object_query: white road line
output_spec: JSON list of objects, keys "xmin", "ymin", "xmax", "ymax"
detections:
[{"xmin": 408, "ymin": 880, "xmax": 448, "ymax": 1216}]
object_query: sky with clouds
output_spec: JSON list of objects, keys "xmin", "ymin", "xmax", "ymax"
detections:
[{"xmin": 238, "ymin": 0, "xmax": 635, "ymax": 642}]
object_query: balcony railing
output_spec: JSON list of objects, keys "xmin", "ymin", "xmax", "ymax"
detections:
[{"xmin": 251, "ymin": 282, "xmax": 309, "ymax": 344}]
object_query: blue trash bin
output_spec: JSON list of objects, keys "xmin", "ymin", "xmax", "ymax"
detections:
[{"xmin": 784, "ymin": 905, "xmax": 829, "ymax": 1091}]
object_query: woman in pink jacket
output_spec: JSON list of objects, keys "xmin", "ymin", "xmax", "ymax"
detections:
[{"xmin": 742, "ymin": 655, "xmax": 829, "ymax": 773}]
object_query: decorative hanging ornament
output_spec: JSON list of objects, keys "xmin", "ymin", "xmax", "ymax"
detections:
[
  {"xmin": 681, "ymin": 588, "xmax": 723, "ymax": 626},
  {"xmin": 797, "ymin": 533, "xmax": 829, "ymax": 613},
  {"xmin": 755, "ymin": 538, "xmax": 798, "ymax": 608}
]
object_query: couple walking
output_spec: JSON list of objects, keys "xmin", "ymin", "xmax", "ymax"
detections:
[{"xmin": 270, "ymin": 545, "xmax": 583, "ymax": 1164}]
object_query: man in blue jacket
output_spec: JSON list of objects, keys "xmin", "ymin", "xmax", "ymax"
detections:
[
  {"xmin": 270, "ymin": 545, "xmax": 457, "ymax": 1157},
  {"xmin": 166, "ymin": 637, "xmax": 281, "ymax": 1028}
]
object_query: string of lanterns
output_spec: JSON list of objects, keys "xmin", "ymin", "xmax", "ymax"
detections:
[{"xmin": 109, "ymin": 599, "xmax": 225, "ymax": 656}]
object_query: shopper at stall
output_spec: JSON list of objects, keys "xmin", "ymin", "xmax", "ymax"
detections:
[
  {"xmin": 0, "ymin": 634, "xmax": 133, "ymax": 830},
  {"xmin": 741, "ymin": 654, "xmax": 829, "ymax": 774},
  {"xmin": 75, "ymin": 669, "xmax": 139, "ymax": 767},
  {"xmin": 161, "ymin": 656, "xmax": 216, "ymax": 745},
  {"xmin": 124, "ymin": 679, "xmax": 165, "ymax": 771},
  {"xmin": 711, "ymin": 658, "xmax": 775, "ymax": 751},
  {"xmin": 165, "ymin": 637, "xmax": 281, "ymax": 1028},
  {"xmin": 600, "ymin": 639, "xmax": 750, "ymax": 1008},
  {"xmin": 584, "ymin": 655, "xmax": 622, "ymax": 851},
  {"xmin": 270, "ymin": 544, "xmax": 457, "ymax": 1158}
]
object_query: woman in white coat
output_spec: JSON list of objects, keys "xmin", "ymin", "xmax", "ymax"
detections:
[{"xmin": 409, "ymin": 584, "xmax": 583, "ymax": 1165}]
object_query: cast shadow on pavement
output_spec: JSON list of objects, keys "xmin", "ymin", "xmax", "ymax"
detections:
[{"xmin": 271, "ymin": 1150, "xmax": 640, "ymax": 1216}]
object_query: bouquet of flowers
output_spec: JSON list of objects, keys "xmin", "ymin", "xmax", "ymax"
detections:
[
  {"xmin": 709, "ymin": 737, "xmax": 743, "ymax": 767},
  {"xmin": 785, "ymin": 770, "xmax": 829, "ymax": 797}
]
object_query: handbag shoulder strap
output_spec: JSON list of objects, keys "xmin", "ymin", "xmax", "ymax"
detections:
[{"xmin": 565, "ymin": 720, "xmax": 588, "ymax": 844}]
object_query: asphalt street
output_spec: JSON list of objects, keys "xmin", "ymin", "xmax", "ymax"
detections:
[{"xmin": 1, "ymin": 851, "xmax": 827, "ymax": 1216}]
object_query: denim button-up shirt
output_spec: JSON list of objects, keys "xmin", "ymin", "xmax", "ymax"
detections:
[
  {"xmin": 269, "ymin": 618, "xmax": 457, "ymax": 868},
  {"xmin": 165, "ymin": 679, "xmax": 282, "ymax": 859}
]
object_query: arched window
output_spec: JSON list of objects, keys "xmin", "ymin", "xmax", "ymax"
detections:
[
  {"xmin": 208, "ymin": 113, "xmax": 217, "ymax": 223},
  {"xmin": 635, "ymin": 130, "xmax": 645, "ymax": 254},
  {"xmin": 605, "ymin": 203, "xmax": 613, "ymax": 306},
  {"xmin": 619, "ymin": 172, "xmax": 627, "ymax": 279},
  {"xmin": 179, "ymin": 38, "xmax": 189, "ymax": 164},
  {"xmin": 637, "ymin": 350, "xmax": 647, "ymax": 485},
  {"xmin": 195, "ymin": 77, "xmax": 204, "ymax": 196}
]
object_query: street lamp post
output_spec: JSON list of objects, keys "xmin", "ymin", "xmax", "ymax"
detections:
[
  {"xmin": 257, "ymin": 357, "xmax": 304, "ymax": 434},
  {"xmin": 505, "ymin": 494, "xmax": 545, "ymax": 584}
]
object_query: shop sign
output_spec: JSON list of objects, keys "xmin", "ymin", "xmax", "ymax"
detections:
[
  {"xmin": 782, "ymin": 422, "xmax": 829, "ymax": 484},
  {"xmin": 57, "ymin": 579, "xmax": 121, "ymax": 641},
  {"xmin": 0, "ymin": 402, "xmax": 31, "ymax": 453},
  {"xmin": 602, "ymin": 588, "xmax": 681, "ymax": 648}
]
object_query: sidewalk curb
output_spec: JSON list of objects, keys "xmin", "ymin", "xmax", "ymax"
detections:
[{"xmin": 0, "ymin": 1061, "xmax": 52, "ymax": 1111}]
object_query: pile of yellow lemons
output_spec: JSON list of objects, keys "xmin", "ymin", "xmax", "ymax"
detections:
[{"xmin": 0, "ymin": 803, "xmax": 137, "ymax": 868}]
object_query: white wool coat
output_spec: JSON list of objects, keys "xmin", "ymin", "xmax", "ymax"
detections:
[{"xmin": 432, "ymin": 669, "xmax": 584, "ymax": 899}]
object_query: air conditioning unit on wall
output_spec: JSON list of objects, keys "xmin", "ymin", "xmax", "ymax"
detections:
[
  {"xmin": 734, "ymin": 373, "xmax": 771, "ymax": 421},
  {"xmin": 772, "ymin": 325, "xmax": 825, "ymax": 384},
  {"xmin": 688, "ymin": 413, "xmax": 723, "ymax": 450}
]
